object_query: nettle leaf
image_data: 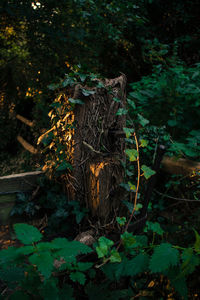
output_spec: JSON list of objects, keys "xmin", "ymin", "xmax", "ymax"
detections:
[
  {"xmin": 39, "ymin": 278, "xmax": 59, "ymax": 300},
  {"xmin": 123, "ymin": 253, "xmax": 149, "ymax": 276},
  {"xmin": 70, "ymin": 271, "xmax": 86, "ymax": 285},
  {"xmin": 181, "ymin": 248, "xmax": 200, "ymax": 275},
  {"xmin": 29, "ymin": 251, "xmax": 54, "ymax": 280},
  {"xmin": 144, "ymin": 221, "xmax": 164, "ymax": 235},
  {"xmin": 150, "ymin": 243, "xmax": 179, "ymax": 273},
  {"xmin": 14, "ymin": 224, "xmax": 42, "ymax": 245},
  {"xmin": 10, "ymin": 291, "xmax": 30, "ymax": 300},
  {"xmin": 96, "ymin": 237, "xmax": 114, "ymax": 258},
  {"xmin": 137, "ymin": 114, "xmax": 149, "ymax": 127},
  {"xmin": 81, "ymin": 89, "xmax": 95, "ymax": 96},
  {"xmin": 68, "ymin": 98, "xmax": 84, "ymax": 105},
  {"xmin": 52, "ymin": 238, "xmax": 92, "ymax": 263},
  {"xmin": 0, "ymin": 247, "xmax": 21, "ymax": 264},
  {"xmin": 76, "ymin": 262, "xmax": 93, "ymax": 272},
  {"xmin": 125, "ymin": 149, "xmax": 138, "ymax": 162},
  {"xmin": 141, "ymin": 165, "xmax": 156, "ymax": 179},
  {"xmin": 59, "ymin": 284, "xmax": 75, "ymax": 300},
  {"xmin": 116, "ymin": 108, "xmax": 128, "ymax": 116}
]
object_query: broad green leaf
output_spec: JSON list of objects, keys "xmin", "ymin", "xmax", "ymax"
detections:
[
  {"xmin": 150, "ymin": 243, "xmax": 179, "ymax": 273},
  {"xmin": 59, "ymin": 284, "xmax": 75, "ymax": 300},
  {"xmin": 144, "ymin": 221, "xmax": 164, "ymax": 235},
  {"xmin": 123, "ymin": 253, "xmax": 149, "ymax": 276},
  {"xmin": 10, "ymin": 291, "xmax": 30, "ymax": 300},
  {"xmin": 29, "ymin": 251, "xmax": 54, "ymax": 279},
  {"xmin": 39, "ymin": 278, "xmax": 59, "ymax": 300},
  {"xmin": 0, "ymin": 247, "xmax": 21, "ymax": 264},
  {"xmin": 14, "ymin": 224, "xmax": 42, "ymax": 245},
  {"xmin": 76, "ymin": 262, "xmax": 93, "ymax": 272},
  {"xmin": 70, "ymin": 271, "xmax": 86, "ymax": 285},
  {"xmin": 141, "ymin": 165, "xmax": 156, "ymax": 179},
  {"xmin": 121, "ymin": 231, "xmax": 136, "ymax": 249},
  {"xmin": 116, "ymin": 217, "xmax": 126, "ymax": 226},
  {"xmin": 125, "ymin": 148, "xmax": 138, "ymax": 161},
  {"xmin": 96, "ymin": 237, "xmax": 114, "ymax": 258},
  {"xmin": 110, "ymin": 250, "xmax": 121, "ymax": 263}
]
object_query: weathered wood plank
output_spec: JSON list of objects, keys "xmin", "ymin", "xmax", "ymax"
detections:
[
  {"xmin": 17, "ymin": 135, "xmax": 38, "ymax": 154},
  {"xmin": 162, "ymin": 156, "xmax": 200, "ymax": 176},
  {"xmin": 16, "ymin": 114, "xmax": 34, "ymax": 127},
  {"xmin": 0, "ymin": 171, "xmax": 43, "ymax": 194}
]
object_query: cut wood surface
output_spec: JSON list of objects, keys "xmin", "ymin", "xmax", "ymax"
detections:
[
  {"xmin": 0, "ymin": 171, "xmax": 43, "ymax": 194},
  {"xmin": 162, "ymin": 156, "xmax": 200, "ymax": 176},
  {"xmin": 17, "ymin": 135, "xmax": 38, "ymax": 154}
]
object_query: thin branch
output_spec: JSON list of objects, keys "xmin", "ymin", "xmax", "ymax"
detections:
[{"xmin": 155, "ymin": 189, "xmax": 200, "ymax": 202}]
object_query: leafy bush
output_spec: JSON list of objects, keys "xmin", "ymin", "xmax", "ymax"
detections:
[{"xmin": 1, "ymin": 223, "xmax": 200, "ymax": 299}]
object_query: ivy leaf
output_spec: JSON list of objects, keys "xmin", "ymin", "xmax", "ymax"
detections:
[
  {"xmin": 14, "ymin": 224, "xmax": 42, "ymax": 245},
  {"xmin": 123, "ymin": 127, "xmax": 134, "ymax": 138},
  {"xmin": 116, "ymin": 217, "xmax": 126, "ymax": 226},
  {"xmin": 81, "ymin": 89, "xmax": 95, "ymax": 96},
  {"xmin": 56, "ymin": 161, "xmax": 72, "ymax": 171},
  {"xmin": 137, "ymin": 114, "xmax": 149, "ymax": 127},
  {"xmin": 68, "ymin": 98, "xmax": 84, "ymax": 105},
  {"xmin": 29, "ymin": 251, "xmax": 54, "ymax": 280},
  {"xmin": 150, "ymin": 243, "xmax": 179, "ymax": 273},
  {"xmin": 141, "ymin": 165, "xmax": 156, "ymax": 179},
  {"xmin": 70, "ymin": 271, "xmax": 86, "ymax": 285},
  {"xmin": 116, "ymin": 108, "xmax": 128, "ymax": 116},
  {"xmin": 140, "ymin": 139, "xmax": 148, "ymax": 147},
  {"xmin": 125, "ymin": 149, "xmax": 138, "ymax": 162}
]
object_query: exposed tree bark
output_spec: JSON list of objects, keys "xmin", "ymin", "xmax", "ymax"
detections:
[{"xmin": 67, "ymin": 74, "xmax": 127, "ymax": 219}]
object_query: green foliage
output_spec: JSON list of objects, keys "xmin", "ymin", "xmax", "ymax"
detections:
[{"xmin": 149, "ymin": 243, "xmax": 179, "ymax": 273}]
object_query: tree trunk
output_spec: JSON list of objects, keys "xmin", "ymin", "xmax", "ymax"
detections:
[{"xmin": 67, "ymin": 74, "xmax": 127, "ymax": 220}]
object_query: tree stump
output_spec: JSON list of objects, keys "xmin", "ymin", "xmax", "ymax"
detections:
[{"xmin": 66, "ymin": 74, "xmax": 127, "ymax": 219}]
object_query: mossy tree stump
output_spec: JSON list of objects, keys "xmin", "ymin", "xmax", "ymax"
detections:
[{"xmin": 67, "ymin": 74, "xmax": 127, "ymax": 219}]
